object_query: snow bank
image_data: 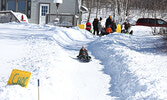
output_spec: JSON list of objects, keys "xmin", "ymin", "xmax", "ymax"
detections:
[
  {"xmin": 131, "ymin": 26, "xmax": 153, "ymax": 36},
  {"xmin": 88, "ymin": 32, "xmax": 167, "ymax": 99}
]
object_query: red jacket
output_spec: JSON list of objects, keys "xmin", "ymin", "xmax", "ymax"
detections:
[{"xmin": 86, "ymin": 22, "xmax": 91, "ymax": 31}]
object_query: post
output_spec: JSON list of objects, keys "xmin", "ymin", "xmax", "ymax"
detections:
[
  {"xmin": 38, "ymin": 79, "xmax": 40, "ymax": 100},
  {"xmin": 56, "ymin": 3, "xmax": 60, "ymax": 18},
  {"xmin": 53, "ymin": 0, "xmax": 63, "ymax": 23}
]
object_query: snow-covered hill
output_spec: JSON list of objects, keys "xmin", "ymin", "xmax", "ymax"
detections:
[
  {"xmin": 0, "ymin": 23, "xmax": 167, "ymax": 100},
  {"xmin": 0, "ymin": 23, "xmax": 112, "ymax": 100}
]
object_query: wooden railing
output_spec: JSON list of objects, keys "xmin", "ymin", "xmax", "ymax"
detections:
[{"xmin": 46, "ymin": 13, "xmax": 78, "ymax": 27}]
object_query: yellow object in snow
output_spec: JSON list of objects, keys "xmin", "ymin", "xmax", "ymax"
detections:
[
  {"xmin": 116, "ymin": 24, "xmax": 122, "ymax": 33},
  {"xmin": 78, "ymin": 24, "xmax": 85, "ymax": 29},
  {"xmin": 7, "ymin": 69, "xmax": 32, "ymax": 88}
]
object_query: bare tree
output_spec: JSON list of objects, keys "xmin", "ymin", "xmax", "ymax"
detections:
[
  {"xmin": 87, "ymin": 0, "xmax": 94, "ymax": 22},
  {"xmin": 96, "ymin": 0, "xmax": 100, "ymax": 18},
  {"xmin": 82, "ymin": 0, "xmax": 167, "ymax": 22}
]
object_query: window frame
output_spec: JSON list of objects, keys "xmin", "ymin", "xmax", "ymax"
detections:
[
  {"xmin": 17, "ymin": 0, "xmax": 26, "ymax": 14},
  {"xmin": 7, "ymin": 0, "xmax": 17, "ymax": 11},
  {"xmin": 7, "ymin": 0, "xmax": 27, "ymax": 15}
]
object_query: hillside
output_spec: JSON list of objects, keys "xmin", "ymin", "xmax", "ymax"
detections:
[{"xmin": 0, "ymin": 23, "xmax": 167, "ymax": 100}]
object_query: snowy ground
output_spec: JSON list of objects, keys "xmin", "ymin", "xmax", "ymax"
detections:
[
  {"xmin": 0, "ymin": 23, "xmax": 167, "ymax": 100},
  {"xmin": 0, "ymin": 23, "xmax": 112, "ymax": 100}
]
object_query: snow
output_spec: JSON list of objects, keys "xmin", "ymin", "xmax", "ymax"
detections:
[
  {"xmin": 13, "ymin": 12, "xmax": 29, "ymax": 23},
  {"xmin": 131, "ymin": 26, "xmax": 153, "ymax": 36},
  {"xmin": 0, "ymin": 23, "xmax": 111, "ymax": 100},
  {"xmin": 88, "ymin": 33, "xmax": 167, "ymax": 99},
  {"xmin": 0, "ymin": 22, "xmax": 167, "ymax": 100},
  {"xmin": 0, "ymin": 11, "xmax": 28, "ymax": 23}
]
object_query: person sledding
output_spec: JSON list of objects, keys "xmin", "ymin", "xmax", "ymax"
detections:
[{"xmin": 77, "ymin": 45, "xmax": 91, "ymax": 62}]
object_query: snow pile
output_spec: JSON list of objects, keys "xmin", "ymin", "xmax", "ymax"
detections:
[
  {"xmin": 0, "ymin": 23, "xmax": 111, "ymax": 100},
  {"xmin": 88, "ymin": 32, "xmax": 167, "ymax": 99},
  {"xmin": 131, "ymin": 26, "xmax": 153, "ymax": 36},
  {"xmin": 13, "ymin": 12, "xmax": 29, "ymax": 23},
  {"xmin": 0, "ymin": 11, "xmax": 28, "ymax": 23}
]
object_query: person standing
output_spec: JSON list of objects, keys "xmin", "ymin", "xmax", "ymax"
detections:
[
  {"xmin": 111, "ymin": 19, "xmax": 117, "ymax": 32},
  {"xmin": 105, "ymin": 16, "xmax": 112, "ymax": 28},
  {"xmin": 93, "ymin": 18, "xmax": 99, "ymax": 35},
  {"xmin": 98, "ymin": 17, "xmax": 103, "ymax": 35},
  {"xmin": 105, "ymin": 16, "xmax": 116, "ymax": 33}
]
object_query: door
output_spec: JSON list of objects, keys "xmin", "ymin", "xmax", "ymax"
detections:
[{"xmin": 39, "ymin": 4, "xmax": 49, "ymax": 24}]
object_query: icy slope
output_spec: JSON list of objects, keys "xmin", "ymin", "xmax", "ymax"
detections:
[{"xmin": 0, "ymin": 23, "xmax": 112, "ymax": 100}]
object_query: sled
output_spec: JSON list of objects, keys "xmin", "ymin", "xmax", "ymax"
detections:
[{"xmin": 77, "ymin": 55, "xmax": 91, "ymax": 62}]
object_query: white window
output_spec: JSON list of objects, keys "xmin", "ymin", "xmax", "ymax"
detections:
[{"xmin": 41, "ymin": 6, "xmax": 48, "ymax": 16}]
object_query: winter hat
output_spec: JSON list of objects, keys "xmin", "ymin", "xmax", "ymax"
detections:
[
  {"xmin": 109, "ymin": 16, "xmax": 112, "ymax": 19},
  {"xmin": 82, "ymin": 45, "xmax": 85, "ymax": 48}
]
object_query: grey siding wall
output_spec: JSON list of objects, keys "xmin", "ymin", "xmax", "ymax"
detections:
[
  {"xmin": 29, "ymin": 0, "xmax": 77, "ymax": 24},
  {"xmin": 58, "ymin": 0, "xmax": 76, "ymax": 14},
  {"xmin": 0, "ymin": 0, "xmax": 79, "ymax": 24},
  {"xmin": 0, "ymin": 1, "xmax": 1, "ymax": 10},
  {"xmin": 29, "ymin": 1, "xmax": 39, "ymax": 24}
]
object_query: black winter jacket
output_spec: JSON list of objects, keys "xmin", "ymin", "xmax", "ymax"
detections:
[{"xmin": 93, "ymin": 19, "xmax": 99, "ymax": 30}]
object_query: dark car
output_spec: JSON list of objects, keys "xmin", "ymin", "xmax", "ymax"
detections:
[
  {"xmin": 136, "ymin": 18, "xmax": 167, "ymax": 34},
  {"xmin": 136, "ymin": 18, "xmax": 167, "ymax": 27}
]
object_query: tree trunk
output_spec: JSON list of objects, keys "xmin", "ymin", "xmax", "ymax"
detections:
[
  {"xmin": 96, "ymin": 0, "xmax": 101, "ymax": 18},
  {"xmin": 116, "ymin": 0, "xmax": 121, "ymax": 23},
  {"xmin": 87, "ymin": 0, "xmax": 93, "ymax": 22},
  {"xmin": 125, "ymin": 0, "xmax": 130, "ymax": 17}
]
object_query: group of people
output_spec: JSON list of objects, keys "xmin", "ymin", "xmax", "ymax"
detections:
[
  {"xmin": 92, "ymin": 17, "xmax": 103, "ymax": 35},
  {"xmin": 77, "ymin": 16, "xmax": 132, "ymax": 62},
  {"xmin": 85, "ymin": 16, "xmax": 131, "ymax": 36}
]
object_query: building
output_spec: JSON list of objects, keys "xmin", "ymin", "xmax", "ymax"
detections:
[{"xmin": 0, "ymin": 0, "xmax": 87, "ymax": 25}]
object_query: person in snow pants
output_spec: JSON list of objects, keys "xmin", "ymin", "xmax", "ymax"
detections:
[
  {"xmin": 98, "ymin": 17, "xmax": 103, "ymax": 35},
  {"xmin": 93, "ymin": 18, "xmax": 99, "ymax": 35},
  {"xmin": 77, "ymin": 45, "xmax": 89, "ymax": 60}
]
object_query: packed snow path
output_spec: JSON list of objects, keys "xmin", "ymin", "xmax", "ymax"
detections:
[{"xmin": 0, "ymin": 23, "xmax": 112, "ymax": 100}]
